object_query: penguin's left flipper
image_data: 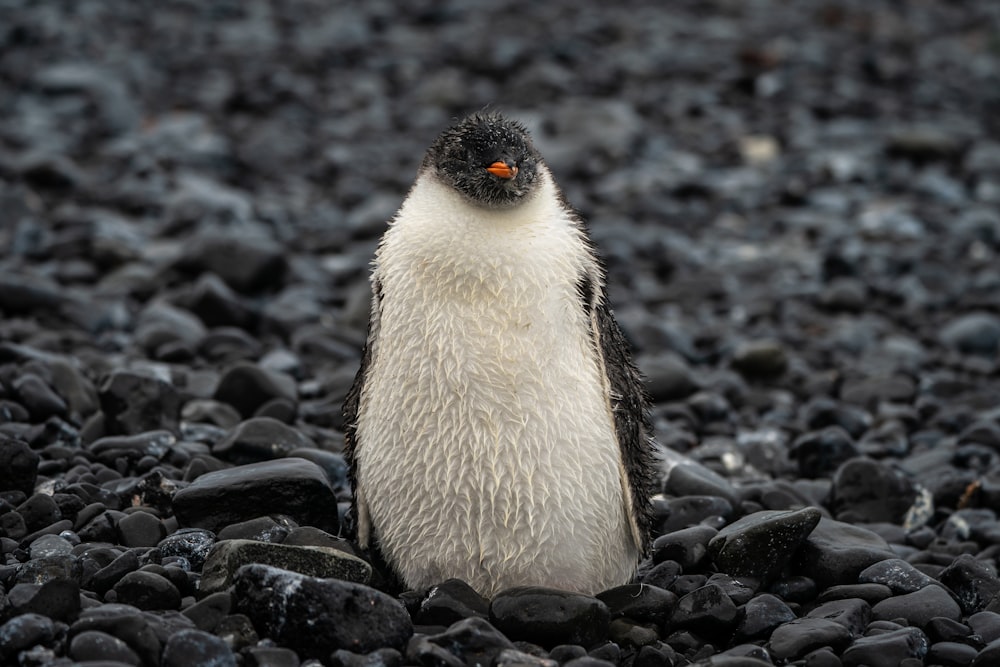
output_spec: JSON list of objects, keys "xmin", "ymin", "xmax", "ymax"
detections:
[{"xmin": 582, "ymin": 271, "xmax": 658, "ymax": 554}]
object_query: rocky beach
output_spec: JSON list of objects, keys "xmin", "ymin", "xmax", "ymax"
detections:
[{"xmin": 1, "ymin": 0, "xmax": 1000, "ymax": 665}]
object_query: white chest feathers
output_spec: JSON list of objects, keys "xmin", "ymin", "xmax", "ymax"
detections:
[{"xmin": 354, "ymin": 170, "xmax": 639, "ymax": 597}]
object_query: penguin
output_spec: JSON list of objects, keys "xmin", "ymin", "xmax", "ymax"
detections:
[{"xmin": 343, "ymin": 112, "xmax": 656, "ymax": 597}]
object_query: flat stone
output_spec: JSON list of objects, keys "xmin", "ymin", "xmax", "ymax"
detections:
[
  {"xmin": 871, "ymin": 585, "xmax": 962, "ymax": 627},
  {"xmin": 233, "ymin": 564, "xmax": 412, "ymax": 659},
  {"xmin": 212, "ymin": 417, "xmax": 316, "ymax": 464},
  {"xmin": 792, "ymin": 517, "xmax": 896, "ymax": 588},
  {"xmin": 841, "ymin": 627, "xmax": 930, "ymax": 667},
  {"xmin": 161, "ymin": 628, "xmax": 236, "ymax": 667},
  {"xmin": 489, "ymin": 587, "xmax": 610, "ymax": 648},
  {"xmin": 171, "ymin": 458, "xmax": 338, "ymax": 534},
  {"xmin": 767, "ymin": 618, "xmax": 853, "ymax": 662},
  {"xmin": 200, "ymin": 538, "xmax": 371, "ymax": 593},
  {"xmin": 859, "ymin": 558, "xmax": 938, "ymax": 594}
]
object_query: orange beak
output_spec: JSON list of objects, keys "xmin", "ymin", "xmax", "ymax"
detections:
[{"xmin": 486, "ymin": 161, "xmax": 518, "ymax": 180}]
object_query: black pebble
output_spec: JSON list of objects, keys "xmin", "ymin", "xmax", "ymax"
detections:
[
  {"xmin": 489, "ymin": 587, "xmax": 611, "ymax": 649},
  {"xmin": 161, "ymin": 628, "xmax": 236, "ymax": 667},
  {"xmin": 415, "ymin": 578, "xmax": 490, "ymax": 626},
  {"xmin": 112, "ymin": 570, "xmax": 181, "ymax": 611}
]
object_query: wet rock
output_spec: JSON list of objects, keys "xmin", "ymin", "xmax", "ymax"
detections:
[
  {"xmin": 6, "ymin": 579, "xmax": 81, "ymax": 622},
  {"xmin": 858, "ymin": 558, "xmax": 938, "ymax": 594},
  {"xmin": 639, "ymin": 560, "xmax": 682, "ymax": 590},
  {"xmin": 180, "ymin": 231, "xmax": 288, "ymax": 294},
  {"xmin": 974, "ymin": 639, "xmax": 1000, "ymax": 667},
  {"xmin": 111, "ymin": 570, "xmax": 181, "ymax": 611},
  {"xmin": 789, "ymin": 426, "xmax": 860, "ymax": 478},
  {"xmin": 871, "ymin": 584, "xmax": 961, "ymax": 627},
  {"xmin": 767, "ymin": 617, "xmax": 853, "ymax": 662},
  {"xmin": 495, "ymin": 647, "xmax": 559, "ymax": 666},
  {"xmin": 216, "ymin": 516, "xmax": 292, "ymax": 542},
  {"xmin": 489, "ymin": 587, "xmax": 610, "ymax": 648},
  {"xmin": 939, "ymin": 554, "xmax": 1000, "ymax": 615},
  {"xmin": 734, "ymin": 593, "xmax": 796, "ymax": 642},
  {"xmin": 17, "ymin": 493, "xmax": 62, "ymax": 533},
  {"xmin": 0, "ymin": 613, "xmax": 61, "ymax": 664},
  {"xmin": 643, "ymin": 353, "xmax": 701, "ymax": 402},
  {"xmin": 181, "ymin": 591, "xmax": 232, "ymax": 632},
  {"xmin": 939, "ymin": 312, "xmax": 1000, "ymax": 356},
  {"xmin": 200, "ymin": 538, "xmax": 371, "ymax": 593},
  {"xmin": 244, "ymin": 646, "xmax": 302, "ymax": 666},
  {"xmin": 134, "ymin": 300, "xmax": 207, "ymax": 356},
  {"xmin": 802, "ymin": 398, "xmax": 872, "ymax": 439},
  {"xmin": 181, "ymin": 399, "xmax": 242, "ymax": 429},
  {"xmin": 730, "ymin": 339, "xmax": 788, "ymax": 380},
  {"xmin": 157, "ymin": 528, "xmax": 217, "ymax": 571},
  {"xmin": 886, "ymin": 125, "xmax": 967, "ymax": 161},
  {"xmin": 415, "ymin": 578, "xmax": 490, "ymax": 626},
  {"xmin": 670, "ymin": 583, "xmax": 739, "ymax": 633},
  {"xmin": 330, "ymin": 647, "xmax": 403, "ymax": 667},
  {"xmin": 181, "ymin": 273, "xmax": 257, "ymax": 330},
  {"xmin": 12, "ymin": 373, "xmax": 67, "ymax": 420},
  {"xmin": 708, "ymin": 507, "xmax": 821, "ymax": 585},
  {"xmin": 806, "ymin": 598, "xmax": 871, "ymax": 636},
  {"xmin": 88, "ymin": 431, "xmax": 177, "ymax": 467},
  {"xmin": 927, "ymin": 641, "xmax": 978, "ymax": 667},
  {"xmin": 423, "ymin": 617, "xmax": 517, "ymax": 666},
  {"xmin": 968, "ymin": 611, "xmax": 1000, "ymax": 643},
  {"xmin": 68, "ymin": 604, "xmax": 166, "ymax": 666},
  {"xmin": 16, "ymin": 552, "xmax": 79, "ymax": 585},
  {"xmin": 233, "ymin": 564, "xmax": 412, "ymax": 659},
  {"xmin": 595, "ymin": 583, "xmax": 677, "ymax": 624},
  {"xmin": 924, "ymin": 616, "xmax": 973, "ymax": 643},
  {"xmin": 28, "ymin": 534, "xmax": 74, "ymax": 559},
  {"xmin": 841, "ymin": 627, "xmax": 930, "ymax": 667},
  {"xmin": 98, "ymin": 371, "xmax": 181, "ymax": 436},
  {"xmin": 792, "ymin": 518, "xmax": 896, "ymax": 588},
  {"xmin": 35, "ymin": 62, "xmax": 138, "ymax": 135},
  {"xmin": 654, "ymin": 495, "xmax": 735, "ymax": 534},
  {"xmin": 67, "ymin": 629, "xmax": 142, "ymax": 665},
  {"xmin": 608, "ymin": 617, "xmax": 659, "ymax": 649},
  {"xmin": 659, "ymin": 450, "xmax": 740, "ymax": 508},
  {"xmin": 213, "ymin": 362, "xmax": 298, "ymax": 419},
  {"xmin": 286, "ymin": 448, "xmax": 350, "ymax": 491},
  {"xmin": 87, "ymin": 549, "xmax": 141, "ymax": 596},
  {"xmin": 161, "ymin": 628, "xmax": 236, "ymax": 667},
  {"xmin": 0, "ymin": 435, "xmax": 39, "ymax": 496},
  {"xmin": 171, "ymin": 458, "xmax": 338, "ymax": 534},
  {"xmin": 405, "ymin": 635, "xmax": 466, "ymax": 667},
  {"xmin": 651, "ymin": 524, "xmax": 718, "ymax": 568},
  {"xmin": 840, "ymin": 374, "xmax": 917, "ymax": 408},
  {"xmin": 829, "ymin": 457, "xmax": 917, "ymax": 524},
  {"xmin": 117, "ymin": 511, "xmax": 167, "ymax": 548},
  {"xmin": 212, "ymin": 417, "xmax": 316, "ymax": 464}
]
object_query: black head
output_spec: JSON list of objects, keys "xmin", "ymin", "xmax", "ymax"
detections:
[{"xmin": 422, "ymin": 113, "xmax": 542, "ymax": 209}]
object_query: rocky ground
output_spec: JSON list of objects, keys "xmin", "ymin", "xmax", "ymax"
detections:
[{"xmin": 1, "ymin": 0, "xmax": 1000, "ymax": 665}]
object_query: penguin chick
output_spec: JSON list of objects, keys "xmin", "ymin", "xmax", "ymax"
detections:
[{"xmin": 343, "ymin": 112, "xmax": 656, "ymax": 598}]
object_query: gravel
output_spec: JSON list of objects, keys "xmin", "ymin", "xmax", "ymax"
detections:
[{"xmin": 1, "ymin": 0, "xmax": 999, "ymax": 665}]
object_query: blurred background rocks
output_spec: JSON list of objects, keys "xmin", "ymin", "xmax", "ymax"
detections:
[{"xmin": 1, "ymin": 0, "xmax": 1000, "ymax": 665}]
